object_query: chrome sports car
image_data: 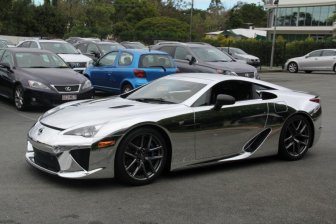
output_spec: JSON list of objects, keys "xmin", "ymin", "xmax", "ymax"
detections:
[{"xmin": 26, "ymin": 73, "xmax": 322, "ymax": 185}]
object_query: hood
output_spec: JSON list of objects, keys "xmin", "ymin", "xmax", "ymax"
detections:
[
  {"xmin": 236, "ymin": 54, "xmax": 259, "ymax": 60},
  {"xmin": 58, "ymin": 54, "xmax": 92, "ymax": 63},
  {"xmin": 206, "ymin": 61, "xmax": 256, "ymax": 73},
  {"xmin": 40, "ymin": 97, "xmax": 187, "ymax": 130},
  {"xmin": 19, "ymin": 68, "xmax": 87, "ymax": 85}
]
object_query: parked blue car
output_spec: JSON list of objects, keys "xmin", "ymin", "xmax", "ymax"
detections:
[{"xmin": 84, "ymin": 49, "xmax": 178, "ymax": 94}]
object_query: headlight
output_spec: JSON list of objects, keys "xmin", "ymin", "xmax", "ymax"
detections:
[
  {"xmin": 82, "ymin": 79, "xmax": 92, "ymax": 89},
  {"xmin": 63, "ymin": 124, "xmax": 104, "ymax": 138},
  {"xmin": 223, "ymin": 70, "xmax": 238, "ymax": 76},
  {"xmin": 28, "ymin": 80, "xmax": 50, "ymax": 90}
]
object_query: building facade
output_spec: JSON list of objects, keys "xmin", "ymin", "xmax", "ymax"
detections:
[{"xmin": 261, "ymin": 0, "xmax": 336, "ymax": 40}]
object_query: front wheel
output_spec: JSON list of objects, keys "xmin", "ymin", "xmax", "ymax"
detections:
[
  {"xmin": 278, "ymin": 115, "xmax": 313, "ymax": 160},
  {"xmin": 115, "ymin": 128, "xmax": 167, "ymax": 185},
  {"xmin": 287, "ymin": 62, "xmax": 298, "ymax": 73},
  {"xmin": 14, "ymin": 85, "xmax": 28, "ymax": 111}
]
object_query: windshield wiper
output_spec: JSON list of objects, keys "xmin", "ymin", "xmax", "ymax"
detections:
[
  {"xmin": 131, "ymin": 98, "xmax": 176, "ymax": 104},
  {"xmin": 149, "ymin": 65, "xmax": 166, "ymax": 72}
]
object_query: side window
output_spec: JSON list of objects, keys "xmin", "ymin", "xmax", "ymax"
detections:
[
  {"xmin": 98, "ymin": 51, "xmax": 118, "ymax": 66},
  {"xmin": 1, "ymin": 51, "xmax": 14, "ymax": 66},
  {"xmin": 77, "ymin": 43, "xmax": 88, "ymax": 53},
  {"xmin": 174, "ymin": 47, "xmax": 189, "ymax": 60},
  {"xmin": 20, "ymin": 41, "xmax": 31, "ymax": 48},
  {"xmin": 308, "ymin": 50, "xmax": 322, "ymax": 57},
  {"xmin": 87, "ymin": 43, "xmax": 99, "ymax": 53},
  {"xmin": 118, "ymin": 52, "xmax": 133, "ymax": 66},
  {"xmin": 30, "ymin": 42, "xmax": 38, "ymax": 48},
  {"xmin": 159, "ymin": 46, "xmax": 175, "ymax": 57},
  {"xmin": 193, "ymin": 81, "xmax": 266, "ymax": 107},
  {"xmin": 0, "ymin": 49, "xmax": 5, "ymax": 59},
  {"xmin": 322, "ymin": 50, "xmax": 336, "ymax": 56}
]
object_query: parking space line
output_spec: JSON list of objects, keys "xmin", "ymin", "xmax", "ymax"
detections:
[{"xmin": 0, "ymin": 104, "xmax": 37, "ymax": 121}]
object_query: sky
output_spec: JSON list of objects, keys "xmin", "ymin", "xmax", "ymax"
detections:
[{"xmin": 34, "ymin": 0, "xmax": 262, "ymax": 9}]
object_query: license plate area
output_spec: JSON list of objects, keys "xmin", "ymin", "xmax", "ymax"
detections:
[{"xmin": 62, "ymin": 95, "xmax": 77, "ymax": 101}]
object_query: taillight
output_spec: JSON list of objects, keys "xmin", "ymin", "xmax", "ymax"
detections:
[
  {"xmin": 310, "ymin": 98, "xmax": 320, "ymax": 103},
  {"xmin": 134, "ymin": 69, "xmax": 146, "ymax": 78}
]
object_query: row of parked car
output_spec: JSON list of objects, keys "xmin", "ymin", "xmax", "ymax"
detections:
[{"xmin": 0, "ymin": 37, "xmax": 263, "ymax": 111}]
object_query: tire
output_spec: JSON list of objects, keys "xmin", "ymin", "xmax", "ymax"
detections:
[
  {"xmin": 287, "ymin": 62, "xmax": 298, "ymax": 73},
  {"xmin": 278, "ymin": 115, "xmax": 313, "ymax": 160},
  {"xmin": 14, "ymin": 85, "xmax": 28, "ymax": 111},
  {"xmin": 304, "ymin": 71, "xmax": 312, "ymax": 73},
  {"xmin": 115, "ymin": 128, "xmax": 168, "ymax": 185},
  {"xmin": 333, "ymin": 64, "xmax": 336, "ymax": 73},
  {"xmin": 121, "ymin": 83, "xmax": 133, "ymax": 93}
]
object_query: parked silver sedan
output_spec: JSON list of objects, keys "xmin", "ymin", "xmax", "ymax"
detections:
[
  {"xmin": 285, "ymin": 49, "xmax": 336, "ymax": 73},
  {"xmin": 26, "ymin": 73, "xmax": 322, "ymax": 185}
]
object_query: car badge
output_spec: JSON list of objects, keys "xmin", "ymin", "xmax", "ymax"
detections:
[
  {"xmin": 38, "ymin": 128, "xmax": 44, "ymax": 135},
  {"xmin": 65, "ymin": 86, "xmax": 72, "ymax": 92}
]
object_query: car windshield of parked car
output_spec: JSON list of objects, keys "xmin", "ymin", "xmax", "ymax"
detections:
[
  {"xmin": 15, "ymin": 52, "xmax": 68, "ymax": 68},
  {"xmin": 231, "ymin": 48, "xmax": 247, "ymax": 55},
  {"xmin": 139, "ymin": 54, "xmax": 174, "ymax": 68},
  {"xmin": 100, "ymin": 43, "xmax": 125, "ymax": 54},
  {"xmin": 124, "ymin": 43, "xmax": 146, "ymax": 49},
  {"xmin": 40, "ymin": 42, "xmax": 79, "ymax": 54},
  {"xmin": 190, "ymin": 47, "xmax": 233, "ymax": 62},
  {"xmin": 126, "ymin": 79, "xmax": 206, "ymax": 104}
]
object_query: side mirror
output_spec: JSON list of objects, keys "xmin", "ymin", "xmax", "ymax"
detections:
[
  {"xmin": 213, "ymin": 94, "xmax": 235, "ymax": 111},
  {"xmin": 305, "ymin": 55, "xmax": 309, "ymax": 58},
  {"xmin": 0, "ymin": 62, "xmax": 11, "ymax": 71},
  {"xmin": 186, "ymin": 55, "xmax": 196, "ymax": 65}
]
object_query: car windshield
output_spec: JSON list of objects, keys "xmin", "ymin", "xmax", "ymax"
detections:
[
  {"xmin": 40, "ymin": 42, "xmax": 79, "ymax": 54},
  {"xmin": 100, "ymin": 43, "xmax": 125, "ymax": 54},
  {"xmin": 126, "ymin": 78, "xmax": 206, "ymax": 104},
  {"xmin": 190, "ymin": 46, "xmax": 233, "ymax": 62},
  {"xmin": 15, "ymin": 52, "xmax": 68, "ymax": 68},
  {"xmin": 139, "ymin": 54, "xmax": 174, "ymax": 68},
  {"xmin": 231, "ymin": 48, "xmax": 247, "ymax": 55},
  {"xmin": 124, "ymin": 43, "xmax": 146, "ymax": 49}
]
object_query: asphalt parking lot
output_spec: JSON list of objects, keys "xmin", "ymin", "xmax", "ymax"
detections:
[{"xmin": 0, "ymin": 71, "xmax": 335, "ymax": 224}]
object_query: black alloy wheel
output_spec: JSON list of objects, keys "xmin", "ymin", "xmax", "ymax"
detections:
[
  {"xmin": 14, "ymin": 85, "xmax": 28, "ymax": 111},
  {"xmin": 115, "ymin": 128, "xmax": 167, "ymax": 185},
  {"xmin": 288, "ymin": 62, "xmax": 298, "ymax": 73},
  {"xmin": 122, "ymin": 84, "xmax": 133, "ymax": 93},
  {"xmin": 279, "ymin": 115, "xmax": 313, "ymax": 160}
]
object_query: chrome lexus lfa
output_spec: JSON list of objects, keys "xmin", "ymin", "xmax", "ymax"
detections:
[{"xmin": 26, "ymin": 73, "xmax": 322, "ymax": 185}]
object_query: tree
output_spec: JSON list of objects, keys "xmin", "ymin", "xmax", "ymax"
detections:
[{"xmin": 134, "ymin": 17, "xmax": 189, "ymax": 44}]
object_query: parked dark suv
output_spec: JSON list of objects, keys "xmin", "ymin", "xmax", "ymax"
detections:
[{"xmin": 152, "ymin": 42, "xmax": 259, "ymax": 79}]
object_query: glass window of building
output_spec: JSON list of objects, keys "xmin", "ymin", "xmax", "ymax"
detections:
[
  {"xmin": 298, "ymin": 7, "xmax": 307, "ymax": 26},
  {"xmin": 311, "ymin": 6, "xmax": 321, "ymax": 26}
]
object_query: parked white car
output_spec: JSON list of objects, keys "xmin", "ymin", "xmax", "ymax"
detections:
[
  {"xmin": 17, "ymin": 39, "xmax": 92, "ymax": 73},
  {"xmin": 219, "ymin": 47, "xmax": 260, "ymax": 67},
  {"xmin": 285, "ymin": 49, "xmax": 336, "ymax": 73}
]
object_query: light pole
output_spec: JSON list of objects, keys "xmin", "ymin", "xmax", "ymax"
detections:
[
  {"xmin": 270, "ymin": 0, "xmax": 279, "ymax": 68},
  {"xmin": 190, "ymin": 0, "xmax": 194, "ymax": 41}
]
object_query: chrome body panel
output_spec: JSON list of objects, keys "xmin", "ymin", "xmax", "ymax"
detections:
[{"xmin": 26, "ymin": 73, "xmax": 322, "ymax": 179}]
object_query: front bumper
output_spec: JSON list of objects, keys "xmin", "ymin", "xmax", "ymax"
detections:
[
  {"xmin": 25, "ymin": 122, "xmax": 118, "ymax": 179},
  {"xmin": 25, "ymin": 88, "xmax": 94, "ymax": 107}
]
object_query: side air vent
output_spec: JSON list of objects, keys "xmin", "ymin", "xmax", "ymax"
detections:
[
  {"xmin": 109, "ymin": 105, "xmax": 133, "ymax": 109},
  {"xmin": 70, "ymin": 148, "xmax": 90, "ymax": 171},
  {"xmin": 243, "ymin": 128, "xmax": 272, "ymax": 153}
]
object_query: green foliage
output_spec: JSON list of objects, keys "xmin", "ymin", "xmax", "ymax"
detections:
[{"xmin": 134, "ymin": 17, "xmax": 189, "ymax": 44}]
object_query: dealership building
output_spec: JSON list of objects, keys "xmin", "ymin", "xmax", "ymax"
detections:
[{"xmin": 261, "ymin": 0, "xmax": 336, "ymax": 40}]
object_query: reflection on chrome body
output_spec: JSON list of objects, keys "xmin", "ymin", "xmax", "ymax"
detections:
[{"xmin": 25, "ymin": 73, "xmax": 322, "ymax": 179}]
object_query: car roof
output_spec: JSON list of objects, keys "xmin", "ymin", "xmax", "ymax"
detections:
[
  {"xmin": 23, "ymin": 39, "xmax": 68, "ymax": 44},
  {"xmin": 155, "ymin": 42, "xmax": 210, "ymax": 48},
  {"xmin": 4, "ymin": 47, "xmax": 53, "ymax": 54},
  {"xmin": 122, "ymin": 49, "xmax": 167, "ymax": 54}
]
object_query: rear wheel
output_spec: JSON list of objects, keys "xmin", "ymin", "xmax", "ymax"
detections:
[
  {"xmin": 121, "ymin": 83, "xmax": 133, "ymax": 93},
  {"xmin": 278, "ymin": 115, "xmax": 313, "ymax": 160},
  {"xmin": 115, "ymin": 128, "xmax": 167, "ymax": 185},
  {"xmin": 14, "ymin": 85, "xmax": 28, "ymax": 111},
  {"xmin": 287, "ymin": 62, "xmax": 298, "ymax": 73}
]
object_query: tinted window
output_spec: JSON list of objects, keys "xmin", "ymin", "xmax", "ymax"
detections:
[
  {"xmin": 174, "ymin": 46, "xmax": 189, "ymax": 60},
  {"xmin": 19, "ymin": 41, "xmax": 31, "ymax": 48},
  {"xmin": 190, "ymin": 46, "xmax": 232, "ymax": 62},
  {"xmin": 99, "ymin": 43, "xmax": 125, "ymax": 54},
  {"xmin": 76, "ymin": 43, "xmax": 88, "ymax": 53},
  {"xmin": 308, "ymin": 50, "xmax": 322, "ymax": 57},
  {"xmin": 1, "ymin": 51, "xmax": 14, "ymax": 66},
  {"xmin": 118, "ymin": 52, "xmax": 133, "ymax": 66},
  {"xmin": 139, "ymin": 54, "xmax": 174, "ymax": 68},
  {"xmin": 87, "ymin": 43, "xmax": 99, "ymax": 54},
  {"xmin": 98, "ymin": 51, "xmax": 118, "ymax": 66},
  {"xmin": 322, "ymin": 50, "xmax": 336, "ymax": 56},
  {"xmin": 158, "ymin": 46, "xmax": 175, "ymax": 57}
]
